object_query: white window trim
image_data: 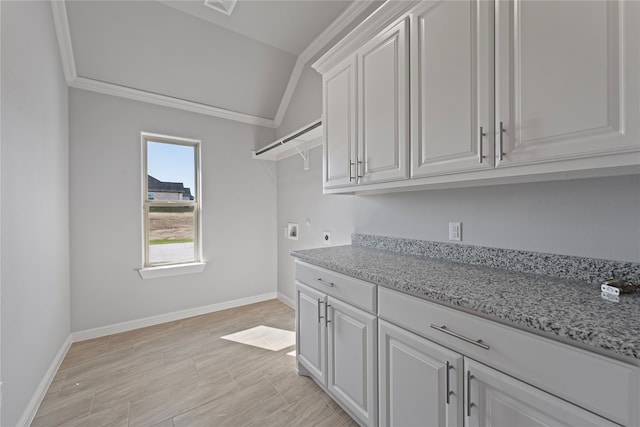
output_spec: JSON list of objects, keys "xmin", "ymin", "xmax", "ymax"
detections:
[
  {"xmin": 138, "ymin": 132, "xmax": 205, "ymax": 279},
  {"xmin": 139, "ymin": 262, "xmax": 206, "ymax": 279}
]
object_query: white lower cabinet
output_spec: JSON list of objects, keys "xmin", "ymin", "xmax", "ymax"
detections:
[
  {"xmin": 296, "ymin": 282, "xmax": 326, "ymax": 384},
  {"xmin": 465, "ymin": 359, "xmax": 618, "ymax": 427},
  {"xmin": 327, "ymin": 297, "xmax": 377, "ymax": 427},
  {"xmin": 378, "ymin": 287, "xmax": 639, "ymax": 427},
  {"xmin": 295, "ymin": 262, "xmax": 378, "ymax": 427},
  {"xmin": 298, "ymin": 263, "xmax": 639, "ymax": 427},
  {"xmin": 379, "ymin": 319, "xmax": 618, "ymax": 427},
  {"xmin": 379, "ymin": 320, "xmax": 463, "ymax": 427}
]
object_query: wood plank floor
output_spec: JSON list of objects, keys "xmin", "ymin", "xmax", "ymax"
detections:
[{"xmin": 32, "ymin": 299, "xmax": 357, "ymax": 427}]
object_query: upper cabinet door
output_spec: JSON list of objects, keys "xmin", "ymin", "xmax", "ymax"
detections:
[
  {"xmin": 495, "ymin": 0, "xmax": 640, "ymax": 168},
  {"xmin": 323, "ymin": 57, "xmax": 357, "ymax": 189},
  {"xmin": 357, "ymin": 18, "xmax": 410, "ymax": 185},
  {"xmin": 411, "ymin": 0, "xmax": 494, "ymax": 178}
]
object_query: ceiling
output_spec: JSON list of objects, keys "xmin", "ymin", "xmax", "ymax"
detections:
[
  {"xmin": 56, "ymin": 0, "xmax": 371, "ymax": 127},
  {"xmin": 159, "ymin": 1, "xmax": 353, "ymax": 56}
]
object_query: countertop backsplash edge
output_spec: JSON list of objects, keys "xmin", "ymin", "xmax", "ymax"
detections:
[{"xmin": 351, "ymin": 233, "xmax": 640, "ymax": 285}]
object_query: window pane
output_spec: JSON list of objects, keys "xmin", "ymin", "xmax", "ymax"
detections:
[
  {"xmin": 147, "ymin": 141, "xmax": 196, "ymax": 201},
  {"xmin": 148, "ymin": 205, "xmax": 196, "ymax": 265}
]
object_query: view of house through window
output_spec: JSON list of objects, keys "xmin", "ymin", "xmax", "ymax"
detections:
[{"xmin": 143, "ymin": 134, "xmax": 201, "ymax": 267}]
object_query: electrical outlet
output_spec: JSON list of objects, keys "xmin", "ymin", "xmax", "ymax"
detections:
[
  {"xmin": 323, "ymin": 231, "xmax": 331, "ymax": 245},
  {"xmin": 449, "ymin": 222, "xmax": 462, "ymax": 241}
]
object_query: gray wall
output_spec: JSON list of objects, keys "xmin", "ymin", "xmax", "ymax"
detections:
[
  {"xmin": 1, "ymin": 2, "xmax": 71, "ymax": 425},
  {"xmin": 70, "ymin": 89, "xmax": 278, "ymax": 332},
  {"xmin": 277, "ymin": 146, "xmax": 640, "ymax": 303}
]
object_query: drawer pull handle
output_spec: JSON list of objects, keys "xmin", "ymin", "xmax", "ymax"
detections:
[
  {"xmin": 315, "ymin": 278, "xmax": 335, "ymax": 287},
  {"xmin": 430, "ymin": 324, "xmax": 490, "ymax": 350}
]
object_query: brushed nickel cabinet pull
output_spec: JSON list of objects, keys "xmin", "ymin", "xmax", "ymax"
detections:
[
  {"xmin": 430, "ymin": 324, "xmax": 490, "ymax": 350},
  {"xmin": 479, "ymin": 127, "xmax": 487, "ymax": 163},
  {"xmin": 467, "ymin": 370, "xmax": 474, "ymax": 417},
  {"xmin": 357, "ymin": 160, "xmax": 364, "ymax": 178},
  {"xmin": 499, "ymin": 121, "xmax": 506, "ymax": 161},
  {"xmin": 446, "ymin": 361, "xmax": 453, "ymax": 404},
  {"xmin": 325, "ymin": 303, "xmax": 331, "ymax": 327},
  {"xmin": 349, "ymin": 161, "xmax": 355, "ymax": 182},
  {"xmin": 317, "ymin": 299, "xmax": 324, "ymax": 323},
  {"xmin": 315, "ymin": 278, "xmax": 335, "ymax": 287}
]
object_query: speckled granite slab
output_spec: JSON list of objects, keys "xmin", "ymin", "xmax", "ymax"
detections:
[
  {"xmin": 352, "ymin": 234, "xmax": 640, "ymax": 285},
  {"xmin": 291, "ymin": 244, "xmax": 640, "ymax": 361}
]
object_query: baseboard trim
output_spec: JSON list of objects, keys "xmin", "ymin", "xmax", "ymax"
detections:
[
  {"xmin": 277, "ymin": 292, "xmax": 295, "ymax": 309},
  {"xmin": 17, "ymin": 335, "xmax": 72, "ymax": 427},
  {"xmin": 71, "ymin": 292, "xmax": 278, "ymax": 342}
]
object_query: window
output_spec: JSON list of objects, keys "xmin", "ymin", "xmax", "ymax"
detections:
[{"xmin": 141, "ymin": 133, "xmax": 202, "ymax": 273}]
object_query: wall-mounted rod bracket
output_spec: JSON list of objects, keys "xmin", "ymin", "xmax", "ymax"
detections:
[{"xmin": 294, "ymin": 146, "xmax": 310, "ymax": 170}]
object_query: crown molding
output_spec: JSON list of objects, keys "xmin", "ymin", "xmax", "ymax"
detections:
[
  {"xmin": 273, "ymin": 0, "xmax": 374, "ymax": 127},
  {"xmin": 51, "ymin": 0, "xmax": 76, "ymax": 86},
  {"xmin": 50, "ymin": 0, "xmax": 372, "ymax": 129},
  {"xmin": 312, "ymin": 0, "xmax": 420, "ymax": 75},
  {"xmin": 300, "ymin": 0, "xmax": 374, "ymax": 65},
  {"xmin": 50, "ymin": 0, "xmax": 275, "ymax": 127},
  {"xmin": 71, "ymin": 77, "xmax": 276, "ymax": 128}
]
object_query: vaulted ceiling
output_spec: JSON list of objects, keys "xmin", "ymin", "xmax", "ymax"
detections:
[{"xmin": 53, "ymin": 0, "xmax": 374, "ymax": 128}]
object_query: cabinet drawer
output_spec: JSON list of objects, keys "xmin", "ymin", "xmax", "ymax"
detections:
[
  {"xmin": 296, "ymin": 261, "xmax": 376, "ymax": 314},
  {"xmin": 378, "ymin": 286, "xmax": 640, "ymax": 426}
]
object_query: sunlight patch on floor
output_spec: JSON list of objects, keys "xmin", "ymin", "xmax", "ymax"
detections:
[
  {"xmin": 287, "ymin": 350, "xmax": 296, "ymax": 357},
  {"xmin": 221, "ymin": 325, "xmax": 296, "ymax": 351}
]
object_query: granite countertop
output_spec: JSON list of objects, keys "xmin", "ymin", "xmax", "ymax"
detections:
[{"xmin": 291, "ymin": 244, "xmax": 640, "ymax": 362}]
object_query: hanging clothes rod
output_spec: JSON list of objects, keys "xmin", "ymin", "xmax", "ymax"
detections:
[{"xmin": 254, "ymin": 120, "xmax": 322, "ymax": 156}]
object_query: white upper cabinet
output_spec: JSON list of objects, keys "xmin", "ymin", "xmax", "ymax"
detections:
[
  {"xmin": 411, "ymin": 0, "xmax": 494, "ymax": 177},
  {"xmin": 358, "ymin": 17, "xmax": 410, "ymax": 184},
  {"xmin": 313, "ymin": 0, "xmax": 639, "ymax": 194},
  {"xmin": 323, "ymin": 57, "xmax": 357, "ymax": 189},
  {"xmin": 495, "ymin": 0, "xmax": 640, "ymax": 168}
]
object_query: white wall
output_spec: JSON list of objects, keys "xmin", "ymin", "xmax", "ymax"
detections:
[
  {"xmin": 275, "ymin": 64, "xmax": 323, "ymax": 139},
  {"xmin": 69, "ymin": 89, "xmax": 278, "ymax": 332},
  {"xmin": 273, "ymin": 1, "xmax": 383, "ymax": 140},
  {"xmin": 276, "ymin": 148, "xmax": 355, "ymax": 305},
  {"xmin": 1, "ymin": 2, "xmax": 71, "ymax": 426},
  {"xmin": 277, "ymin": 146, "xmax": 640, "ymax": 302}
]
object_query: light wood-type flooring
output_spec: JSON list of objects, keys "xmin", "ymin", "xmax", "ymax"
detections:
[{"xmin": 32, "ymin": 299, "xmax": 357, "ymax": 427}]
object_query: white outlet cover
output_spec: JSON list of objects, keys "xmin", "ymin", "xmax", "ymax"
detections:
[{"xmin": 449, "ymin": 222, "xmax": 462, "ymax": 241}]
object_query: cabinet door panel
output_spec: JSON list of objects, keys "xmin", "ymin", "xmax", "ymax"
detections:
[
  {"xmin": 496, "ymin": 0, "xmax": 639, "ymax": 167},
  {"xmin": 465, "ymin": 359, "xmax": 618, "ymax": 427},
  {"xmin": 358, "ymin": 18, "xmax": 409, "ymax": 184},
  {"xmin": 379, "ymin": 320, "xmax": 463, "ymax": 427},
  {"xmin": 324, "ymin": 58, "xmax": 357, "ymax": 189},
  {"xmin": 328, "ymin": 297, "xmax": 377, "ymax": 427},
  {"xmin": 412, "ymin": 0, "xmax": 494, "ymax": 177},
  {"xmin": 296, "ymin": 282, "xmax": 326, "ymax": 385}
]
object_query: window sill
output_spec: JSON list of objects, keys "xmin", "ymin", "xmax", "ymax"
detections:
[{"xmin": 138, "ymin": 262, "xmax": 206, "ymax": 279}]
